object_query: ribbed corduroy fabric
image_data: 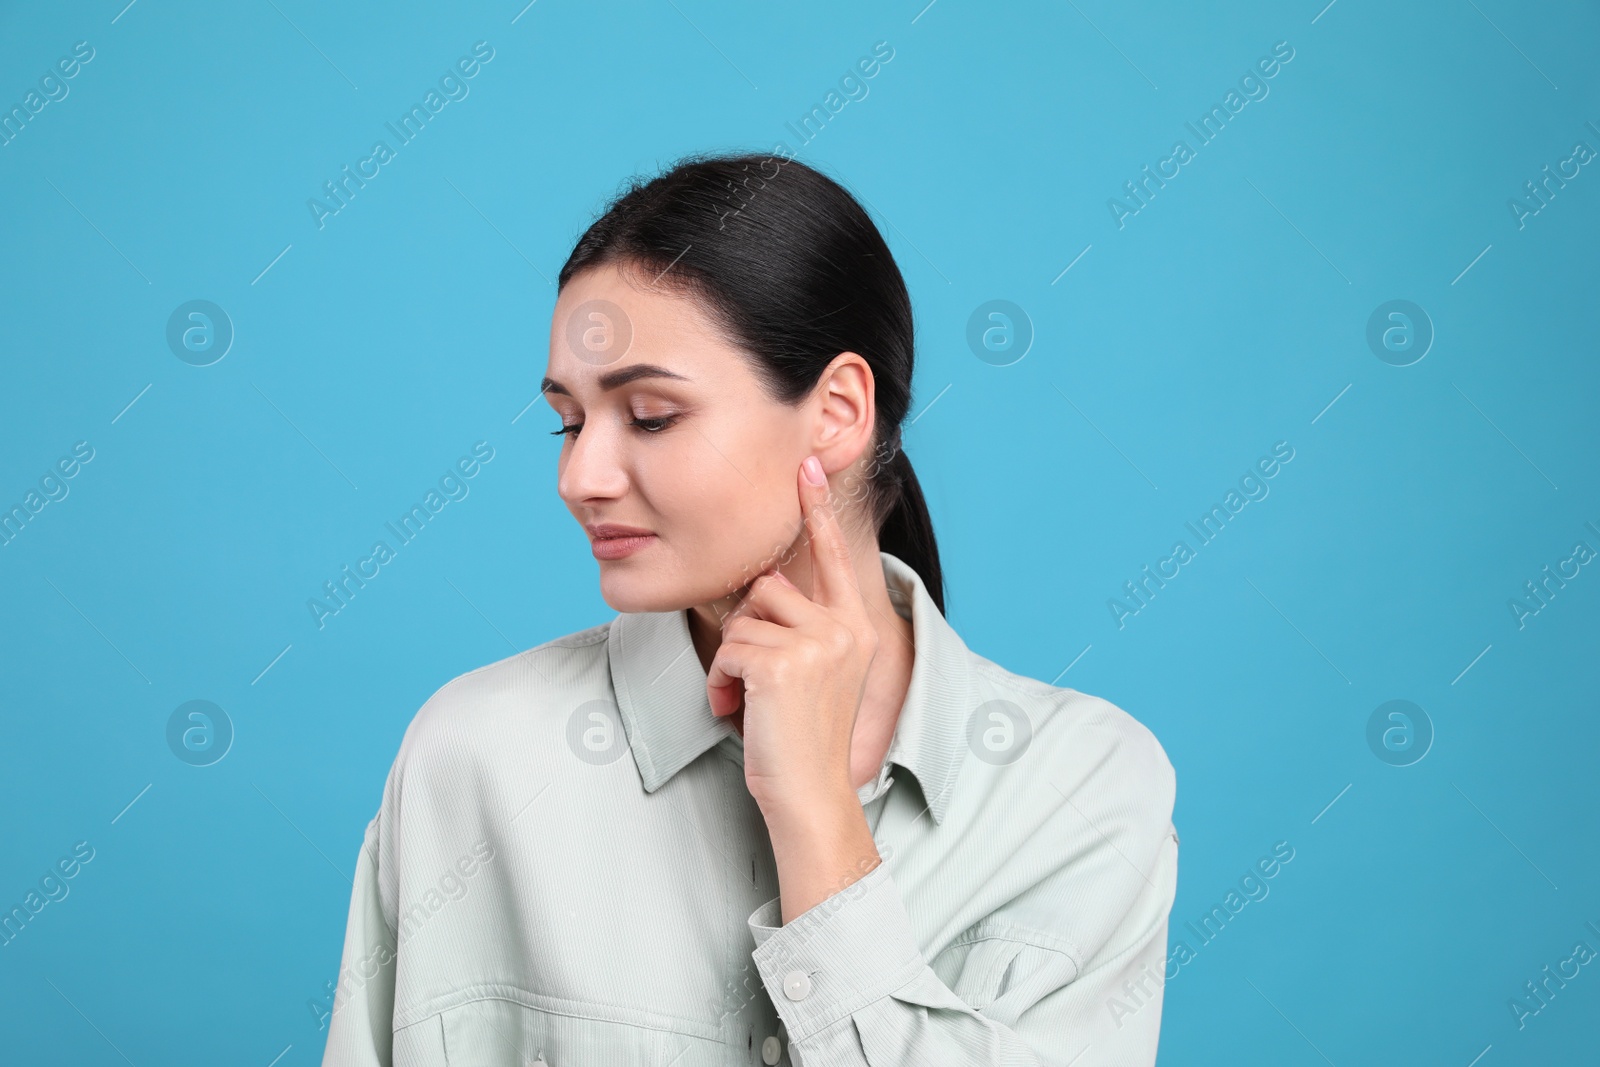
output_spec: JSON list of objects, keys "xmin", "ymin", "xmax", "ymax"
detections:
[{"xmin": 321, "ymin": 551, "xmax": 1179, "ymax": 1067}]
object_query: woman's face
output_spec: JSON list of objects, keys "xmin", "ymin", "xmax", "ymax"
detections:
[{"xmin": 544, "ymin": 260, "xmax": 840, "ymax": 615}]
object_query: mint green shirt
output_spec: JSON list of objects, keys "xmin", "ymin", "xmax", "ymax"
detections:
[{"xmin": 321, "ymin": 551, "xmax": 1179, "ymax": 1067}]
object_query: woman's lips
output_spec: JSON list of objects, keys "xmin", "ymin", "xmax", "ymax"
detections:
[{"xmin": 591, "ymin": 533, "xmax": 656, "ymax": 560}]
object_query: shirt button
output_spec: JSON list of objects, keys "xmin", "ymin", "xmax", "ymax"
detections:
[
  {"xmin": 782, "ymin": 970, "xmax": 812, "ymax": 1001},
  {"xmin": 761, "ymin": 1034, "xmax": 782, "ymax": 1064}
]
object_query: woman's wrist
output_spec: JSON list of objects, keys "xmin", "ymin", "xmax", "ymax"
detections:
[{"xmin": 760, "ymin": 787, "xmax": 882, "ymax": 924}]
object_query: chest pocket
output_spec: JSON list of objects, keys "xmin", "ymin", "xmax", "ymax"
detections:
[
  {"xmin": 393, "ymin": 1013, "xmax": 447, "ymax": 1067},
  {"xmin": 436, "ymin": 997, "xmax": 683, "ymax": 1066}
]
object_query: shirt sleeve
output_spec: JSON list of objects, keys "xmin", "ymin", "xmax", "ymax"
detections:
[
  {"xmin": 320, "ymin": 812, "xmax": 400, "ymax": 1067},
  {"xmin": 746, "ymin": 815, "xmax": 1179, "ymax": 1066}
]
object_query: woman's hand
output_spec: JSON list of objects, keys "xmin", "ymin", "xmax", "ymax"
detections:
[{"xmin": 706, "ymin": 455, "xmax": 881, "ymax": 816}]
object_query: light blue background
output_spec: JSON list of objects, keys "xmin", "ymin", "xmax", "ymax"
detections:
[{"xmin": 2, "ymin": 0, "xmax": 1596, "ymax": 1063}]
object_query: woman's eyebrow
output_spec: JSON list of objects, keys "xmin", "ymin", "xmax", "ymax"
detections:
[{"xmin": 541, "ymin": 364, "xmax": 692, "ymax": 397}]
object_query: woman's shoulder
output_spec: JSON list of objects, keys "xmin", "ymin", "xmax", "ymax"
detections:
[
  {"xmin": 391, "ymin": 618, "xmax": 616, "ymax": 768},
  {"xmin": 431, "ymin": 619, "xmax": 613, "ymax": 699},
  {"xmin": 965, "ymin": 651, "xmax": 1177, "ymax": 818}
]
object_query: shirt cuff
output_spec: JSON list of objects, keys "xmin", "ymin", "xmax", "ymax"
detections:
[{"xmin": 745, "ymin": 860, "xmax": 927, "ymax": 1042}]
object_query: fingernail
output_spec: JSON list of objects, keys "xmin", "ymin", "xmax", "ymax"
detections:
[{"xmin": 803, "ymin": 455, "xmax": 826, "ymax": 485}]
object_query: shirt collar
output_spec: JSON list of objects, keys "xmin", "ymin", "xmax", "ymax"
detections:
[{"xmin": 606, "ymin": 550, "xmax": 973, "ymax": 826}]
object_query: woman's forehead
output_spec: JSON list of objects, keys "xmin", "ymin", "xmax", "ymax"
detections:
[{"xmin": 548, "ymin": 266, "xmax": 750, "ymax": 391}]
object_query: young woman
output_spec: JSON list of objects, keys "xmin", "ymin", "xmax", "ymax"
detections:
[{"xmin": 322, "ymin": 152, "xmax": 1178, "ymax": 1067}]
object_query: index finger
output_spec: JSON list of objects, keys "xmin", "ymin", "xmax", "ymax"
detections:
[{"xmin": 799, "ymin": 455, "xmax": 861, "ymax": 612}]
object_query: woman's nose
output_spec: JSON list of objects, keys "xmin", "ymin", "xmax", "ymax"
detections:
[{"xmin": 557, "ymin": 423, "xmax": 628, "ymax": 505}]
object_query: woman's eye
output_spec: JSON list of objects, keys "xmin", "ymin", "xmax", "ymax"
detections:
[
  {"xmin": 547, "ymin": 416, "xmax": 676, "ymax": 439},
  {"xmin": 631, "ymin": 416, "xmax": 674, "ymax": 433}
]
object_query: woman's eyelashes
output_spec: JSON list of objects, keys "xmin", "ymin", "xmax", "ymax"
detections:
[{"xmin": 549, "ymin": 414, "xmax": 680, "ymax": 439}]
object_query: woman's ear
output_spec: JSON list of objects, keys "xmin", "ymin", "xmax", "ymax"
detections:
[{"xmin": 811, "ymin": 353, "xmax": 876, "ymax": 473}]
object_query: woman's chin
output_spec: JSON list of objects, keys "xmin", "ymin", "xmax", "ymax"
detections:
[
  {"xmin": 598, "ymin": 569, "xmax": 687, "ymax": 615},
  {"xmin": 595, "ymin": 552, "xmax": 752, "ymax": 616}
]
